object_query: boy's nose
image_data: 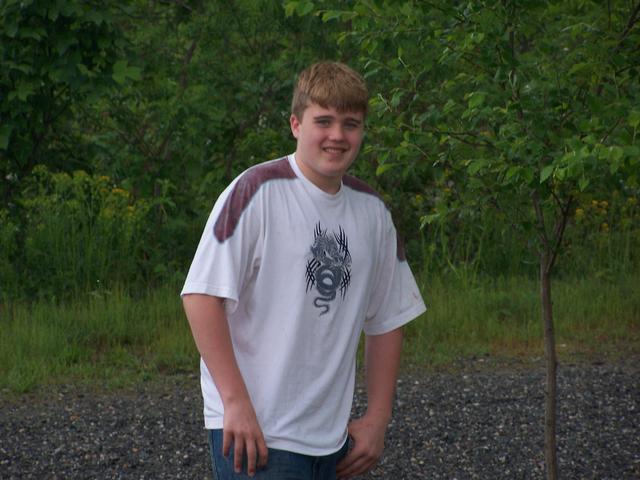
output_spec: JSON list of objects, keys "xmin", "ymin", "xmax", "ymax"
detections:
[{"xmin": 328, "ymin": 124, "xmax": 345, "ymax": 140}]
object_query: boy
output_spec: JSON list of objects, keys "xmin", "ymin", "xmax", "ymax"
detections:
[{"xmin": 181, "ymin": 61, "xmax": 426, "ymax": 479}]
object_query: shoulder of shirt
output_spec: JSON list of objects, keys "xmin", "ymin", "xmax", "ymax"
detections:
[
  {"xmin": 343, "ymin": 174, "xmax": 407, "ymax": 261},
  {"xmin": 219, "ymin": 156, "xmax": 298, "ymax": 205},
  {"xmin": 214, "ymin": 157, "xmax": 295, "ymax": 242},
  {"xmin": 343, "ymin": 174, "xmax": 388, "ymax": 209},
  {"xmin": 235, "ymin": 156, "xmax": 297, "ymax": 189}
]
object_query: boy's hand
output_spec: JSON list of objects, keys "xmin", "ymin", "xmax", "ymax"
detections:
[
  {"xmin": 222, "ymin": 396, "xmax": 268, "ymax": 477},
  {"xmin": 335, "ymin": 414, "xmax": 387, "ymax": 479},
  {"xmin": 183, "ymin": 294, "xmax": 268, "ymax": 476}
]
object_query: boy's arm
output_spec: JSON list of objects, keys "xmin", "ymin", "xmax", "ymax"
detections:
[
  {"xmin": 336, "ymin": 326, "xmax": 403, "ymax": 479},
  {"xmin": 182, "ymin": 293, "xmax": 268, "ymax": 477}
]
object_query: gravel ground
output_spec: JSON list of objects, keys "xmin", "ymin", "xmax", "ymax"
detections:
[{"xmin": 1, "ymin": 357, "xmax": 639, "ymax": 479}]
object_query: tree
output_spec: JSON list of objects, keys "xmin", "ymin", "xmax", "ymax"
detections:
[
  {"xmin": 81, "ymin": 0, "xmax": 344, "ymax": 277},
  {"xmin": 1, "ymin": 0, "xmax": 343, "ymax": 292},
  {"xmin": 291, "ymin": 1, "xmax": 640, "ymax": 478},
  {"xmin": 87, "ymin": 0, "xmax": 343, "ymax": 198},
  {"xmin": 0, "ymin": 0, "xmax": 139, "ymax": 206}
]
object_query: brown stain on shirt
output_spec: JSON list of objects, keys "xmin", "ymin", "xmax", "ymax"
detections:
[{"xmin": 214, "ymin": 157, "xmax": 296, "ymax": 242}]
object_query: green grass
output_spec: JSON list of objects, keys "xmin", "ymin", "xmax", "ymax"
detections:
[
  {"xmin": 403, "ymin": 272, "xmax": 640, "ymax": 366},
  {"xmin": 1, "ymin": 274, "xmax": 638, "ymax": 393},
  {"xmin": 0, "ymin": 286, "xmax": 196, "ymax": 393}
]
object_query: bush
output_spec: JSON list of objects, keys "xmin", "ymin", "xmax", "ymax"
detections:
[{"xmin": 17, "ymin": 166, "xmax": 151, "ymax": 299}]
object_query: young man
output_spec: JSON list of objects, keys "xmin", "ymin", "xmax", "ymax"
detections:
[{"xmin": 181, "ymin": 61, "xmax": 426, "ymax": 479}]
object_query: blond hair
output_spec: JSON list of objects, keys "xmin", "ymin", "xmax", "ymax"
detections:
[{"xmin": 292, "ymin": 62, "xmax": 369, "ymax": 120}]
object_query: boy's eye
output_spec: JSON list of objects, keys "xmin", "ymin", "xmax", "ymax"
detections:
[{"xmin": 316, "ymin": 119, "xmax": 331, "ymax": 126}]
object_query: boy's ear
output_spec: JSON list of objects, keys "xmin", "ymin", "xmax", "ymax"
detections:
[{"xmin": 290, "ymin": 113, "xmax": 301, "ymax": 139}]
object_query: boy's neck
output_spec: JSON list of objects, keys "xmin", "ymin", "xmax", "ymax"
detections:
[{"xmin": 293, "ymin": 152, "xmax": 343, "ymax": 194}]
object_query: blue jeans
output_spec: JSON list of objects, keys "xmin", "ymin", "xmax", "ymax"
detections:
[{"xmin": 207, "ymin": 429, "xmax": 349, "ymax": 480}]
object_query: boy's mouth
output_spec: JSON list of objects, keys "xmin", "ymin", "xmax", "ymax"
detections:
[{"xmin": 322, "ymin": 146, "xmax": 347, "ymax": 154}]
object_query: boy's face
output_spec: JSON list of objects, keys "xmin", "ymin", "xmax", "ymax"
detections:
[{"xmin": 290, "ymin": 102, "xmax": 364, "ymax": 194}]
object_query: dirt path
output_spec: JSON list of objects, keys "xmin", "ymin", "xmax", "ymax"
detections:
[{"xmin": 2, "ymin": 358, "xmax": 639, "ymax": 479}]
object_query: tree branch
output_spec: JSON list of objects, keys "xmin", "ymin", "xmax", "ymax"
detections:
[
  {"xmin": 618, "ymin": 1, "xmax": 640, "ymax": 47},
  {"xmin": 548, "ymin": 195, "xmax": 573, "ymax": 272},
  {"xmin": 420, "ymin": 126, "xmax": 498, "ymax": 150},
  {"xmin": 180, "ymin": 39, "xmax": 198, "ymax": 91},
  {"xmin": 600, "ymin": 117, "xmax": 623, "ymax": 144},
  {"xmin": 532, "ymin": 189, "xmax": 551, "ymax": 271},
  {"xmin": 597, "ymin": 1, "xmax": 640, "ymax": 95}
]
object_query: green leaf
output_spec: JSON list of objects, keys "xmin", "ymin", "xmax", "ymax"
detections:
[
  {"xmin": 284, "ymin": 1, "xmax": 298, "ymax": 16},
  {"xmin": 76, "ymin": 63, "xmax": 92, "ymax": 77},
  {"xmin": 467, "ymin": 159, "xmax": 488, "ymax": 175},
  {"xmin": 443, "ymin": 99, "xmax": 456, "ymax": 114},
  {"xmin": 568, "ymin": 62, "xmax": 591, "ymax": 76},
  {"xmin": 298, "ymin": 0, "xmax": 314, "ymax": 16},
  {"xmin": 556, "ymin": 168, "xmax": 567, "ymax": 181},
  {"xmin": 112, "ymin": 60, "xmax": 141, "ymax": 85},
  {"xmin": 321, "ymin": 10, "xmax": 343, "ymax": 22},
  {"xmin": 506, "ymin": 166, "xmax": 520, "ymax": 180},
  {"xmin": 8, "ymin": 63, "xmax": 32, "ymax": 74},
  {"xmin": 468, "ymin": 92, "xmax": 486, "ymax": 109},
  {"xmin": 18, "ymin": 27, "xmax": 47, "ymax": 40},
  {"xmin": 540, "ymin": 165, "xmax": 554, "ymax": 183},
  {"xmin": 420, "ymin": 213, "xmax": 441, "ymax": 228},
  {"xmin": 578, "ymin": 177, "xmax": 589, "ymax": 191},
  {"xmin": 607, "ymin": 146, "xmax": 624, "ymax": 162},
  {"xmin": 523, "ymin": 167, "xmax": 535, "ymax": 185},
  {"xmin": 608, "ymin": 146, "xmax": 624, "ymax": 173},
  {"xmin": 284, "ymin": 0, "xmax": 300, "ymax": 17},
  {"xmin": 629, "ymin": 110, "xmax": 640, "ymax": 128},
  {"xmin": 390, "ymin": 91, "xmax": 402, "ymax": 108},
  {"xmin": 9, "ymin": 82, "xmax": 35, "ymax": 102},
  {"xmin": 376, "ymin": 163, "xmax": 397, "ymax": 176},
  {"xmin": 624, "ymin": 145, "xmax": 640, "ymax": 158},
  {"xmin": 610, "ymin": 159, "xmax": 622, "ymax": 174}
]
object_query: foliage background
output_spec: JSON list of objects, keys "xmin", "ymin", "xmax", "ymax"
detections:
[
  {"xmin": 2, "ymin": 0, "xmax": 639, "ymax": 301},
  {"xmin": 1, "ymin": 1, "xmax": 638, "ymax": 392}
]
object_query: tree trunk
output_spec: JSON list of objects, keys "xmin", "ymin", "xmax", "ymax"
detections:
[{"xmin": 540, "ymin": 251, "xmax": 559, "ymax": 480}]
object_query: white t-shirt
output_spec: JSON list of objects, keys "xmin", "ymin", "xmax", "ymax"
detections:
[{"xmin": 181, "ymin": 154, "xmax": 426, "ymax": 456}]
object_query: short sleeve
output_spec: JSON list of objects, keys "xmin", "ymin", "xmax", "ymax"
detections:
[
  {"xmin": 363, "ymin": 214, "xmax": 426, "ymax": 335},
  {"xmin": 180, "ymin": 175, "xmax": 262, "ymax": 314}
]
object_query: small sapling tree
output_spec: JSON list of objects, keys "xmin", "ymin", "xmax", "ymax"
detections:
[{"xmin": 291, "ymin": 1, "xmax": 640, "ymax": 478}]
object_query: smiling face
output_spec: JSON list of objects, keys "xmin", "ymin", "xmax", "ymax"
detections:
[{"xmin": 290, "ymin": 103, "xmax": 365, "ymax": 194}]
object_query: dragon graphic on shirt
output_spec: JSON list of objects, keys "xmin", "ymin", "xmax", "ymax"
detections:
[{"xmin": 305, "ymin": 222, "xmax": 352, "ymax": 316}]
